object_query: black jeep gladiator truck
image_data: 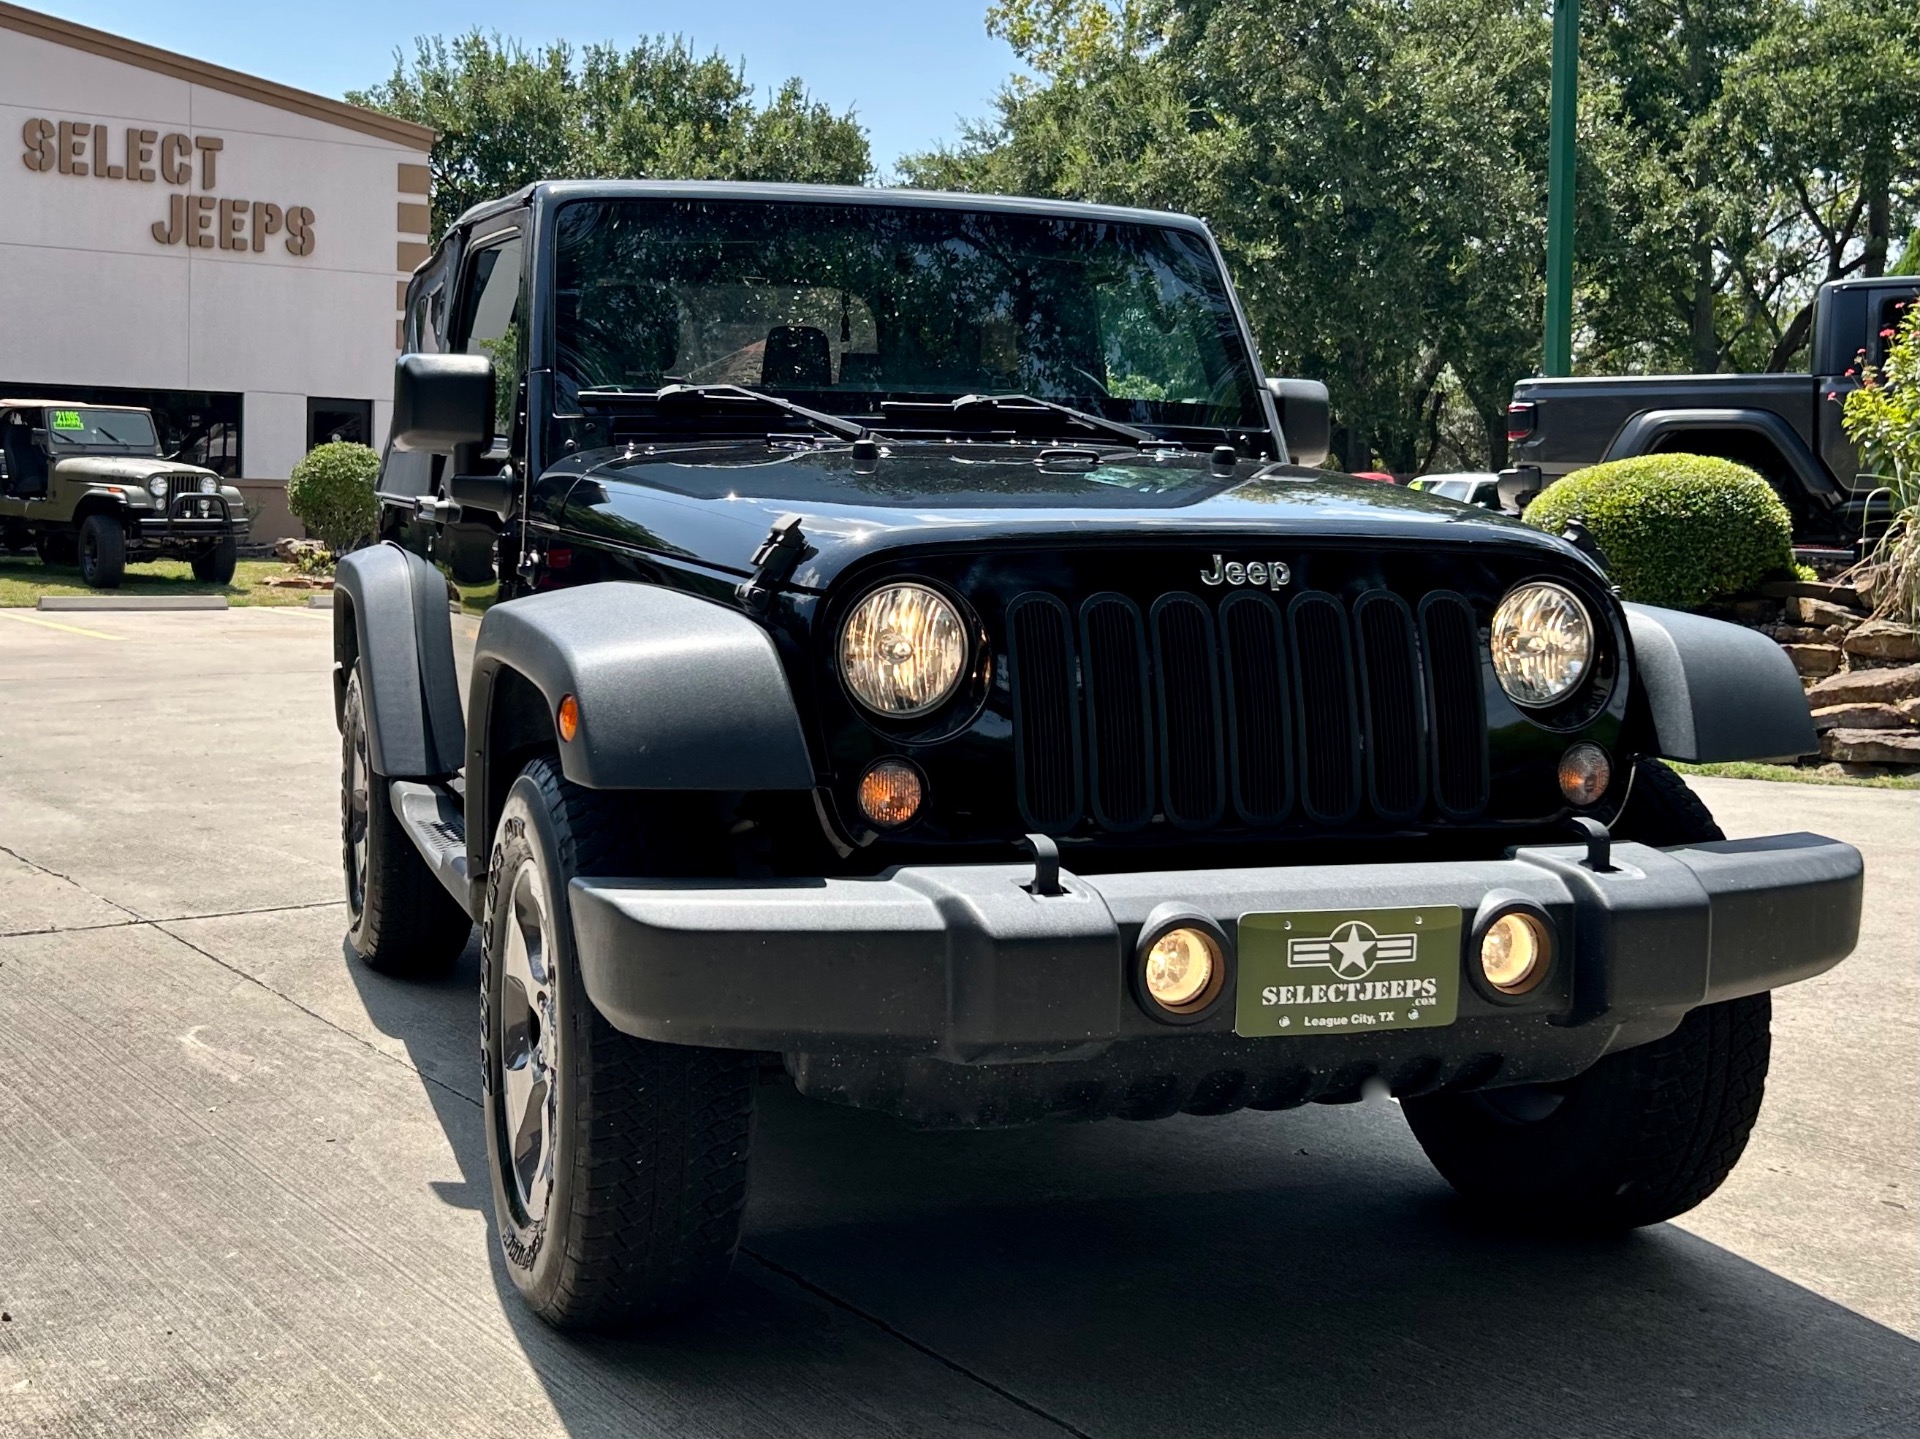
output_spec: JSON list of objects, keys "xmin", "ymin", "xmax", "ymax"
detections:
[
  {"xmin": 1506, "ymin": 275, "xmax": 1917, "ymax": 544},
  {"xmin": 336, "ymin": 181, "xmax": 1862, "ymax": 1330}
]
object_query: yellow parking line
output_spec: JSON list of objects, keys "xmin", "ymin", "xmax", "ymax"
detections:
[{"xmin": 0, "ymin": 610, "xmax": 125, "ymax": 640}]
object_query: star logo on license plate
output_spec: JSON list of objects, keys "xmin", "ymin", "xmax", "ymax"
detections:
[{"xmin": 1287, "ymin": 920, "xmax": 1418, "ymax": 980}]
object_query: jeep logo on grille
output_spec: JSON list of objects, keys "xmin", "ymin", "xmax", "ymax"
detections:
[{"xmin": 1199, "ymin": 554, "xmax": 1291, "ymax": 590}]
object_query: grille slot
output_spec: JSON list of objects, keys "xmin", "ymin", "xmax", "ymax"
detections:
[
  {"xmin": 1219, "ymin": 592, "xmax": 1293, "ymax": 824},
  {"xmin": 1149, "ymin": 595, "xmax": 1226, "ymax": 829},
  {"xmin": 1354, "ymin": 591, "xmax": 1427, "ymax": 820},
  {"xmin": 1289, "ymin": 591, "xmax": 1362, "ymax": 823},
  {"xmin": 1420, "ymin": 592, "xmax": 1490, "ymax": 816},
  {"xmin": 1080, "ymin": 593, "xmax": 1155, "ymax": 830},
  {"xmin": 1006, "ymin": 592, "xmax": 1083, "ymax": 832}
]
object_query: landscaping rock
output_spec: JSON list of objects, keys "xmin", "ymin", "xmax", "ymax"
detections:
[
  {"xmin": 1781, "ymin": 643, "xmax": 1844, "ymax": 677},
  {"xmin": 1766, "ymin": 624, "xmax": 1828, "ymax": 644},
  {"xmin": 1758, "ymin": 578, "xmax": 1867, "ymax": 607},
  {"xmin": 1805, "ymin": 664, "xmax": 1920, "ymax": 706},
  {"xmin": 1842, "ymin": 619, "xmax": 1920, "ymax": 663},
  {"xmin": 1899, "ymin": 697, "xmax": 1920, "ymax": 723},
  {"xmin": 274, "ymin": 537, "xmax": 330, "ymax": 565},
  {"xmin": 1787, "ymin": 595, "xmax": 1861, "ymax": 629},
  {"xmin": 1810, "ymin": 702, "xmax": 1911, "ymax": 732},
  {"xmin": 1821, "ymin": 728, "xmax": 1920, "ymax": 764}
]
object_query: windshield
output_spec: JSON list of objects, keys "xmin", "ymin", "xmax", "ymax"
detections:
[
  {"xmin": 551, "ymin": 199, "xmax": 1267, "ymax": 439},
  {"xmin": 42, "ymin": 407, "xmax": 160, "ymax": 454}
]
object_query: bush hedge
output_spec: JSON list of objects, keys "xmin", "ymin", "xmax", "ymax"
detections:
[
  {"xmin": 1523, "ymin": 454, "xmax": 1796, "ymax": 608},
  {"xmin": 287, "ymin": 442, "xmax": 381, "ymax": 558}
]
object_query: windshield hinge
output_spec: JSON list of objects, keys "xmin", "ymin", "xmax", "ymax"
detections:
[{"xmin": 737, "ymin": 513, "xmax": 809, "ymax": 616}]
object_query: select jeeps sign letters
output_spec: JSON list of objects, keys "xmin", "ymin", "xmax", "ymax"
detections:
[{"xmin": 20, "ymin": 117, "xmax": 316, "ymax": 256}]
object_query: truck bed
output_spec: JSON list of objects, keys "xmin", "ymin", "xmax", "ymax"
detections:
[{"xmin": 1511, "ymin": 372, "xmax": 1815, "ymax": 475}]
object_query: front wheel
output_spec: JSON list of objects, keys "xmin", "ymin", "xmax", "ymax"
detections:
[
  {"xmin": 483, "ymin": 757, "xmax": 756, "ymax": 1330},
  {"xmin": 77, "ymin": 514, "xmax": 125, "ymax": 588},
  {"xmin": 341, "ymin": 666, "xmax": 471, "ymax": 977},
  {"xmin": 192, "ymin": 536, "xmax": 238, "ymax": 584},
  {"xmin": 1405, "ymin": 758, "xmax": 1767, "ymax": 1230},
  {"xmin": 1404, "ymin": 993, "xmax": 1771, "ymax": 1230}
]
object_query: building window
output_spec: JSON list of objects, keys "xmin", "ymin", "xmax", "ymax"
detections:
[
  {"xmin": 308, "ymin": 398, "xmax": 373, "ymax": 448},
  {"xmin": 0, "ymin": 381, "xmax": 241, "ymax": 476}
]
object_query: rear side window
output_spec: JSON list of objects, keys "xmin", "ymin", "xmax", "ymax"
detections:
[{"xmin": 456, "ymin": 234, "xmax": 526, "ymax": 440}]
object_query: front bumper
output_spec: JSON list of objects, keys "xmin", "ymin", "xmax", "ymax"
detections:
[
  {"xmin": 570, "ymin": 833, "xmax": 1861, "ymax": 1074},
  {"xmin": 135, "ymin": 494, "xmax": 246, "ymax": 544}
]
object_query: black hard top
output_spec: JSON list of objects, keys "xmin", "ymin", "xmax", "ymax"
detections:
[{"xmin": 450, "ymin": 179, "xmax": 1214, "ymax": 238}]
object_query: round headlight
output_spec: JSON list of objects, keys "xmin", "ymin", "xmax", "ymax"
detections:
[
  {"xmin": 1491, "ymin": 582, "xmax": 1593, "ymax": 708},
  {"xmin": 198, "ymin": 476, "xmax": 218, "ymax": 495},
  {"xmin": 147, "ymin": 476, "xmax": 170, "ymax": 498},
  {"xmin": 839, "ymin": 583, "xmax": 968, "ymax": 718}
]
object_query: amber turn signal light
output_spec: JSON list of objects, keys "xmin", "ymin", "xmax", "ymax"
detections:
[
  {"xmin": 557, "ymin": 693, "xmax": 580, "ymax": 743},
  {"xmin": 1558, "ymin": 743, "xmax": 1610, "ymax": 806},
  {"xmin": 857, "ymin": 759, "xmax": 923, "ymax": 828}
]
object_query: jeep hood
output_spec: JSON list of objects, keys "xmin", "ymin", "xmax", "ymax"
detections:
[
  {"xmin": 51, "ymin": 455, "xmax": 217, "ymax": 483},
  {"xmin": 545, "ymin": 438, "xmax": 1578, "ymax": 589}
]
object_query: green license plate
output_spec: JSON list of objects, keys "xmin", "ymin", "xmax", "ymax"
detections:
[{"xmin": 1235, "ymin": 905, "xmax": 1462, "ymax": 1037}]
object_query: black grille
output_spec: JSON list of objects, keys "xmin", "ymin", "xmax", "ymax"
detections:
[
  {"xmin": 1008, "ymin": 585, "xmax": 1489, "ymax": 834},
  {"xmin": 1354, "ymin": 592, "xmax": 1426, "ymax": 820},
  {"xmin": 1006, "ymin": 593, "xmax": 1082, "ymax": 832},
  {"xmin": 1289, "ymin": 591, "xmax": 1362, "ymax": 823},
  {"xmin": 1080, "ymin": 594, "xmax": 1154, "ymax": 830},
  {"xmin": 1220, "ymin": 593, "xmax": 1292, "ymax": 824},
  {"xmin": 1420, "ymin": 592, "xmax": 1490, "ymax": 816},
  {"xmin": 1149, "ymin": 596, "xmax": 1226, "ymax": 829}
]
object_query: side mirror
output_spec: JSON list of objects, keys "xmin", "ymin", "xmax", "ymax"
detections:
[
  {"xmin": 391, "ymin": 353, "xmax": 494, "ymax": 453},
  {"xmin": 1497, "ymin": 464, "xmax": 1543, "ymax": 515},
  {"xmin": 1266, "ymin": 377, "xmax": 1330, "ymax": 468}
]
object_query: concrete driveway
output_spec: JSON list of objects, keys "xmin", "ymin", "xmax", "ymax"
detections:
[{"xmin": 1, "ymin": 608, "xmax": 1914, "ymax": 1438}]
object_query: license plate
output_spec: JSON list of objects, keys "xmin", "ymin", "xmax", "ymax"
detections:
[{"xmin": 1234, "ymin": 905, "xmax": 1462, "ymax": 1037}]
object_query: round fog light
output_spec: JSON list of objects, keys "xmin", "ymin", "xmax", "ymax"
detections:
[
  {"xmin": 1558, "ymin": 743, "xmax": 1611, "ymax": 806},
  {"xmin": 1143, "ymin": 926, "xmax": 1220, "ymax": 1013},
  {"xmin": 857, "ymin": 760, "xmax": 923, "ymax": 828},
  {"xmin": 1479, "ymin": 912, "xmax": 1550, "ymax": 995}
]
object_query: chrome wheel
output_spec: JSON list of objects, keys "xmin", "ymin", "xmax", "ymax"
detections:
[{"xmin": 498, "ymin": 857, "xmax": 559, "ymax": 1225}]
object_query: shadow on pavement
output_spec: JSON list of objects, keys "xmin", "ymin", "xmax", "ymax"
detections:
[{"xmin": 345, "ymin": 938, "xmax": 1918, "ymax": 1439}]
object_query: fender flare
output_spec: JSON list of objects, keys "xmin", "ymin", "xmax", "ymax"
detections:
[
  {"xmin": 332, "ymin": 543, "xmax": 466, "ymax": 777},
  {"xmin": 1625, "ymin": 603, "xmax": 1817, "ymax": 763},
  {"xmin": 1603, "ymin": 407, "xmax": 1840, "ymax": 506},
  {"xmin": 466, "ymin": 582, "xmax": 816, "ymax": 873}
]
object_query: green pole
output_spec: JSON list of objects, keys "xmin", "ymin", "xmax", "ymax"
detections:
[{"xmin": 1543, "ymin": 0, "xmax": 1579, "ymax": 377}]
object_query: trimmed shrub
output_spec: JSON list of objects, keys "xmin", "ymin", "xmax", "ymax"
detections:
[
  {"xmin": 287, "ymin": 442, "xmax": 381, "ymax": 559},
  {"xmin": 1524, "ymin": 454, "xmax": 1796, "ymax": 609}
]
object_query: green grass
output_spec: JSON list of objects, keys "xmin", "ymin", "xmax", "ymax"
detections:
[
  {"xmin": 0, "ymin": 554, "xmax": 322, "ymax": 607},
  {"xmin": 1671, "ymin": 760, "xmax": 1919, "ymax": 790}
]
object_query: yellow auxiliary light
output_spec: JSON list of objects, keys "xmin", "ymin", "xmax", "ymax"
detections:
[
  {"xmin": 1143, "ymin": 926, "xmax": 1221, "ymax": 1013},
  {"xmin": 1479, "ymin": 911, "xmax": 1550, "ymax": 995}
]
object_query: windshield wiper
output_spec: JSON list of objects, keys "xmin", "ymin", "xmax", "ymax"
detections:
[
  {"xmin": 882, "ymin": 393, "xmax": 1157, "ymax": 447},
  {"xmin": 577, "ymin": 383, "xmax": 867, "ymax": 441}
]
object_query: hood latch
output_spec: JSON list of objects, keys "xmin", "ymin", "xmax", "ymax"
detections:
[{"xmin": 737, "ymin": 513, "xmax": 809, "ymax": 616}]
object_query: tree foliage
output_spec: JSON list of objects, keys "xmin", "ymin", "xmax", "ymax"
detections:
[
  {"xmin": 350, "ymin": 33, "xmax": 872, "ymax": 237},
  {"xmin": 906, "ymin": 0, "xmax": 1919, "ymax": 471}
]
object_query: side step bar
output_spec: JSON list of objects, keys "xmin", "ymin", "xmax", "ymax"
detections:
[{"xmin": 390, "ymin": 780, "xmax": 477, "ymax": 916}]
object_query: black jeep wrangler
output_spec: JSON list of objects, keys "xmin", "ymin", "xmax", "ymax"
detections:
[{"xmin": 337, "ymin": 182, "xmax": 1863, "ymax": 1330}]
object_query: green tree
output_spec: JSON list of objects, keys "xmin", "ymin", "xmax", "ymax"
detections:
[{"xmin": 350, "ymin": 33, "xmax": 871, "ymax": 238}]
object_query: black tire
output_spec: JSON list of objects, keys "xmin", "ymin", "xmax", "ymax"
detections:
[
  {"xmin": 482, "ymin": 756, "xmax": 756, "ymax": 1330},
  {"xmin": 341, "ymin": 667, "xmax": 472, "ymax": 977},
  {"xmin": 77, "ymin": 513, "xmax": 126, "ymax": 589},
  {"xmin": 37, "ymin": 532, "xmax": 76, "ymax": 567},
  {"xmin": 192, "ymin": 536, "xmax": 238, "ymax": 584},
  {"xmin": 1403, "ymin": 758, "xmax": 1769, "ymax": 1231}
]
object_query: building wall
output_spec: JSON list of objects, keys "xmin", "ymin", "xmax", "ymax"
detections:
[{"xmin": 0, "ymin": 21, "xmax": 428, "ymax": 540}]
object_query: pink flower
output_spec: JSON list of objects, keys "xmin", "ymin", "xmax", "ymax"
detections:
[
  {"xmin": 1882, "ymin": 328, "xmax": 1897, "ymax": 338},
  {"xmin": 1825, "ymin": 391, "xmax": 1838, "ymax": 400}
]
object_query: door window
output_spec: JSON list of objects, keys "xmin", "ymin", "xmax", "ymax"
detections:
[{"xmin": 456, "ymin": 234, "xmax": 525, "ymax": 440}]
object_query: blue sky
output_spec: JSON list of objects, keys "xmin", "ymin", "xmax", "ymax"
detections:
[{"xmin": 41, "ymin": 2, "xmax": 1021, "ymax": 174}]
